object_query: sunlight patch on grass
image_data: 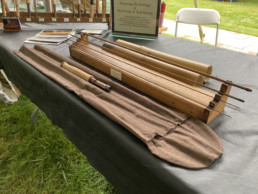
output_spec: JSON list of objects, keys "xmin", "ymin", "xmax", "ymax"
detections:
[{"xmin": 0, "ymin": 95, "xmax": 116, "ymax": 193}]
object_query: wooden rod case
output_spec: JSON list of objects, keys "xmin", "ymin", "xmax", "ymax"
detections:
[{"xmin": 69, "ymin": 34, "xmax": 231, "ymax": 123}]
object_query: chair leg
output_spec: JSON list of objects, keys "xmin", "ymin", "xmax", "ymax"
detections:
[
  {"xmin": 215, "ymin": 24, "xmax": 219, "ymax": 47},
  {"xmin": 175, "ymin": 21, "xmax": 178, "ymax": 38}
]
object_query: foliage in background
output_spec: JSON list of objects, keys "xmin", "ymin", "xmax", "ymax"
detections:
[
  {"xmin": 165, "ymin": 0, "xmax": 258, "ymax": 36},
  {"xmin": 0, "ymin": 95, "xmax": 116, "ymax": 193}
]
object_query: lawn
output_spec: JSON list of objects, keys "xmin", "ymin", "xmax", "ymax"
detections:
[
  {"xmin": 164, "ymin": 0, "xmax": 258, "ymax": 36},
  {"xmin": 0, "ymin": 95, "xmax": 116, "ymax": 193}
]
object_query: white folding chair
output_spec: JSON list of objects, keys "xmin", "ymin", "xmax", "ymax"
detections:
[{"xmin": 175, "ymin": 8, "xmax": 220, "ymax": 46}]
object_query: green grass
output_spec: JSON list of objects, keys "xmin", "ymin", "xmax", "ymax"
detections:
[
  {"xmin": 0, "ymin": 95, "xmax": 116, "ymax": 193},
  {"xmin": 164, "ymin": 0, "xmax": 258, "ymax": 36}
]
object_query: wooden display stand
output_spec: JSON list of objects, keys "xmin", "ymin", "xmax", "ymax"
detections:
[
  {"xmin": 69, "ymin": 33, "xmax": 236, "ymax": 123},
  {"xmin": 0, "ymin": 0, "xmax": 111, "ymax": 28}
]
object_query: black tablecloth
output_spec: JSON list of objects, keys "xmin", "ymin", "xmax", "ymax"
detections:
[{"xmin": 0, "ymin": 23, "xmax": 257, "ymax": 194}]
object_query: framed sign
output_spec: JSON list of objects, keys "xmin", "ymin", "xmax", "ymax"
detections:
[{"xmin": 111, "ymin": 0, "xmax": 161, "ymax": 39}]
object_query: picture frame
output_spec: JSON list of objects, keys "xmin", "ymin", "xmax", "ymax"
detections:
[
  {"xmin": 111, "ymin": 0, "xmax": 161, "ymax": 39},
  {"xmin": 2, "ymin": 17, "xmax": 22, "ymax": 32}
]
